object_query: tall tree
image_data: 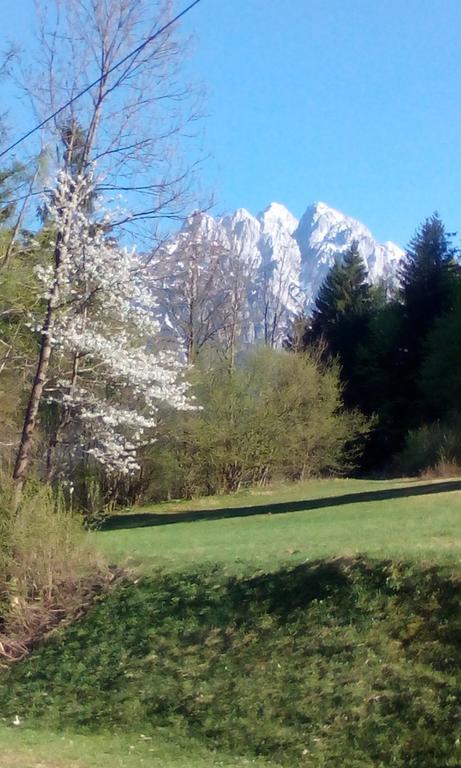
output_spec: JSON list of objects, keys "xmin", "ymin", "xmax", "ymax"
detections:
[
  {"xmin": 10, "ymin": 0, "xmax": 199, "ymax": 499},
  {"xmin": 355, "ymin": 214, "xmax": 460, "ymax": 466},
  {"xmin": 306, "ymin": 241, "xmax": 372, "ymax": 406},
  {"xmin": 259, "ymin": 244, "xmax": 297, "ymax": 348},
  {"xmin": 219, "ymin": 244, "xmax": 258, "ymax": 370},
  {"xmin": 397, "ymin": 213, "xmax": 458, "ymax": 426},
  {"xmin": 399, "ymin": 213, "xmax": 457, "ymax": 357},
  {"xmin": 154, "ymin": 215, "xmax": 230, "ymax": 364},
  {"xmin": 17, "ymin": 171, "xmax": 191, "ymax": 487},
  {"xmin": 310, "ymin": 242, "xmax": 370, "ymax": 337},
  {"xmin": 419, "ymin": 284, "xmax": 461, "ymax": 420},
  {"xmin": 27, "ymin": 0, "xmax": 199, "ymax": 227}
]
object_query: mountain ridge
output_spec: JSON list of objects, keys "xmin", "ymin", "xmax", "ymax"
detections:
[{"xmin": 162, "ymin": 201, "xmax": 405, "ymax": 346}]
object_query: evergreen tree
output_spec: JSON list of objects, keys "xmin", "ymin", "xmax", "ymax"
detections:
[
  {"xmin": 310, "ymin": 241, "xmax": 370, "ymax": 339},
  {"xmin": 399, "ymin": 213, "xmax": 457, "ymax": 349},
  {"xmin": 397, "ymin": 213, "xmax": 459, "ymax": 425},
  {"xmin": 419, "ymin": 284, "xmax": 461, "ymax": 420},
  {"xmin": 355, "ymin": 300, "xmax": 407, "ymax": 465},
  {"xmin": 307, "ymin": 242, "xmax": 372, "ymax": 407}
]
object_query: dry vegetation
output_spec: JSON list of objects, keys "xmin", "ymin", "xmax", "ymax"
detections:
[{"xmin": 0, "ymin": 481, "xmax": 111, "ymax": 665}]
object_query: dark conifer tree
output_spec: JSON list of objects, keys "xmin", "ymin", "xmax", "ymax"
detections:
[
  {"xmin": 397, "ymin": 214, "xmax": 459, "ymax": 424},
  {"xmin": 419, "ymin": 284, "xmax": 461, "ymax": 420},
  {"xmin": 307, "ymin": 242, "xmax": 372, "ymax": 407},
  {"xmin": 399, "ymin": 213, "xmax": 457, "ymax": 349},
  {"xmin": 311, "ymin": 241, "xmax": 370, "ymax": 338}
]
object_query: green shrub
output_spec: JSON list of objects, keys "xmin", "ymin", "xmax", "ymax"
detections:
[
  {"xmin": 394, "ymin": 416, "xmax": 461, "ymax": 476},
  {"xmin": 143, "ymin": 348, "xmax": 370, "ymax": 500}
]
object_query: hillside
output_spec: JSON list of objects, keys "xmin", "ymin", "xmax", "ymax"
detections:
[{"xmin": 2, "ymin": 477, "xmax": 461, "ymax": 768}]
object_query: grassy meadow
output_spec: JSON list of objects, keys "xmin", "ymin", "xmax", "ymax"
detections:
[
  {"xmin": 98, "ymin": 476, "xmax": 461, "ymax": 574},
  {"xmin": 2, "ymin": 476, "xmax": 461, "ymax": 768}
]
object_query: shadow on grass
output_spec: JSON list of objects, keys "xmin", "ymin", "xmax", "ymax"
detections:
[{"xmin": 101, "ymin": 479, "xmax": 461, "ymax": 532}]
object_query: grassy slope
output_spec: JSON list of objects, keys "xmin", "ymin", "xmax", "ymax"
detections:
[
  {"xmin": 2, "ymin": 559, "xmax": 461, "ymax": 767},
  {"xmin": 98, "ymin": 477, "xmax": 461, "ymax": 574},
  {"xmin": 0, "ymin": 725, "xmax": 277, "ymax": 767},
  {"xmin": 2, "ymin": 476, "xmax": 461, "ymax": 768}
]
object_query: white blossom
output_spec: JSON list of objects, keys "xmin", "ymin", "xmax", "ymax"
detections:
[{"xmin": 37, "ymin": 169, "xmax": 192, "ymax": 475}]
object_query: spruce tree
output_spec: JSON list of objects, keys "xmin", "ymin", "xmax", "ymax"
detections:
[
  {"xmin": 399, "ymin": 213, "xmax": 457, "ymax": 345},
  {"xmin": 308, "ymin": 242, "xmax": 371, "ymax": 406},
  {"xmin": 311, "ymin": 241, "xmax": 370, "ymax": 338},
  {"xmin": 398, "ymin": 213, "xmax": 459, "ymax": 426}
]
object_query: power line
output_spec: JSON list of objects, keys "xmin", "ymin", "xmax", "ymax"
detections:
[{"xmin": 0, "ymin": 0, "xmax": 203, "ymax": 162}]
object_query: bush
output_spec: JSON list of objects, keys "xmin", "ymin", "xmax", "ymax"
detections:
[
  {"xmin": 0, "ymin": 480, "xmax": 109, "ymax": 664},
  {"xmin": 142, "ymin": 348, "xmax": 371, "ymax": 500},
  {"xmin": 394, "ymin": 416, "xmax": 461, "ymax": 476}
]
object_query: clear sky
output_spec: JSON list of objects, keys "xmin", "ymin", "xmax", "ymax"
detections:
[{"xmin": 1, "ymin": 0, "xmax": 461, "ymax": 246}]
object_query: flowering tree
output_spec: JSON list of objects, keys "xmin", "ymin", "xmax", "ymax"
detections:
[
  {"xmin": 14, "ymin": 169, "xmax": 191, "ymax": 497},
  {"xmin": 10, "ymin": 0, "xmax": 201, "ymax": 501}
]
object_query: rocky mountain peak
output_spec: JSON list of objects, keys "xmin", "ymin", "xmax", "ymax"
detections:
[{"xmin": 162, "ymin": 200, "xmax": 405, "ymax": 346}]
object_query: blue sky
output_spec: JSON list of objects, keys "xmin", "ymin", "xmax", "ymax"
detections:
[{"xmin": 1, "ymin": 0, "xmax": 461, "ymax": 246}]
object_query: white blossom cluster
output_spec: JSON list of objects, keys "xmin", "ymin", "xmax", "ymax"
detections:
[{"xmin": 38, "ymin": 169, "xmax": 192, "ymax": 475}]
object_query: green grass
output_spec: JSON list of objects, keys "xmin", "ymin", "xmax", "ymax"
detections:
[
  {"xmin": 2, "ymin": 559, "xmax": 461, "ymax": 767},
  {"xmin": 3, "ymin": 476, "xmax": 461, "ymax": 767},
  {"xmin": 0, "ymin": 725, "xmax": 277, "ymax": 767},
  {"xmin": 98, "ymin": 477, "xmax": 461, "ymax": 574}
]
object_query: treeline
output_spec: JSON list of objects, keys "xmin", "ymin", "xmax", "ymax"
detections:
[
  {"xmin": 0, "ymin": 172, "xmax": 368, "ymax": 509},
  {"xmin": 0, "ymin": 204, "xmax": 368, "ymax": 508},
  {"xmin": 2, "ymin": 175, "xmax": 461, "ymax": 513},
  {"xmin": 0, "ymin": 157, "xmax": 368, "ymax": 509},
  {"xmin": 289, "ymin": 214, "xmax": 461, "ymax": 475},
  {"xmin": 1, "ymin": 0, "xmax": 460, "ymax": 524},
  {"xmin": 0, "ymin": 113, "xmax": 372, "ymax": 511}
]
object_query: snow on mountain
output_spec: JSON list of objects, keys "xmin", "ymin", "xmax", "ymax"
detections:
[
  {"xmin": 215, "ymin": 200, "xmax": 403, "ymax": 314},
  {"xmin": 257, "ymin": 203, "xmax": 302, "ymax": 314},
  {"xmin": 295, "ymin": 202, "xmax": 403, "ymax": 301},
  {"xmin": 163, "ymin": 201, "xmax": 404, "ymax": 345}
]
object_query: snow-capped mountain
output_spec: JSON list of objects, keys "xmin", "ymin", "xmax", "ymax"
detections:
[
  {"xmin": 161, "ymin": 201, "xmax": 404, "ymax": 347},
  {"xmin": 220, "ymin": 202, "xmax": 304, "ymax": 319},
  {"xmin": 295, "ymin": 202, "xmax": 403, "ymax": 302},
  {"xmin": 215, "ymin": 200, "xmax": 403, "ymax": 311}
]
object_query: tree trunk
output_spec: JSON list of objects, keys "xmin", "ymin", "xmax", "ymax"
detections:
[
  {"xmin": 12, "ymin": 301, "xmax": 55, "ymax": 504},
  {"xmin": 11, "ymin": 137, "xmax": 86, "ymax": 504},
  {"xmin": 12, "ymin": 223, "xmax": 68, "ymax": 504},
  {"xmin": 45, "ymin": 347, "xmax": 81, "ymax": 483}
]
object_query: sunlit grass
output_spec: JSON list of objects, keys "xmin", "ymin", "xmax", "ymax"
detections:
[
  {"xmin": 0, "ymin": 725, "xmax": 278, "ymax": 767},
  {"xmin": 98, "ymin": 477, "xmax": 461, "ymax": 574},
  {"xmin": 3, "ymin": 476, "xmax": 461, "ymax": 768}
]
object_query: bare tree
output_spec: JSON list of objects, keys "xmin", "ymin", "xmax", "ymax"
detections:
[
  {"xmin": 219, "ymin": 246, "xmax": 258, "ymax": 370},
  {"xmin": 155, "ymin": 216, "xmax": 231, "ymax": 363},
  {"xmin": 25, "ymin": 0, "xmax": 201, "ymax": 220},
  {"xmin": 155, "ymin": 212, "xmax": 262, "ymax": 369},
  {"xmin": 11, "ymin": 0, "xmax": 201, "ymax": 500},
  {"xmin": 259, "ymin": 244, "xmax": 296, "ymax": 348}
]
